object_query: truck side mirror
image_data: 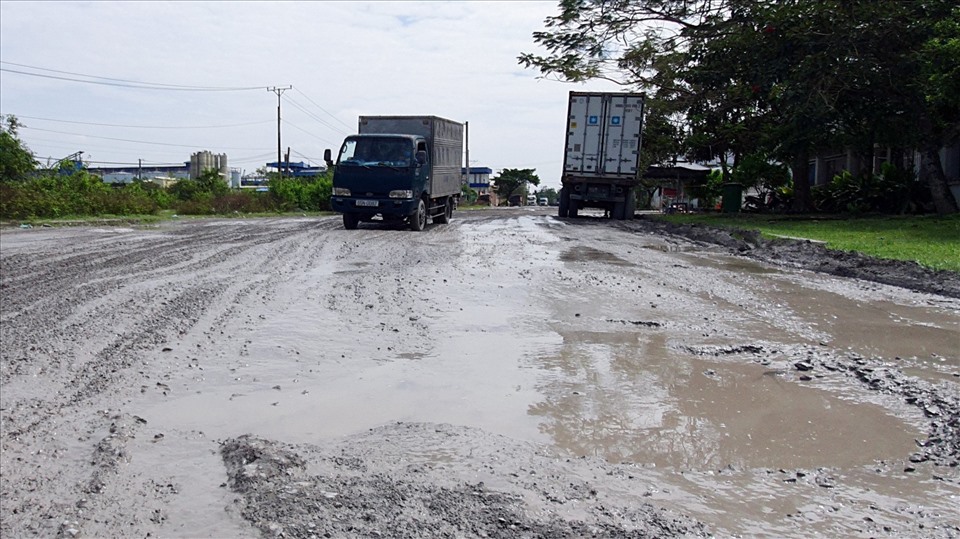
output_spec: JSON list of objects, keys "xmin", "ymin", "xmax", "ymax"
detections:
[
  {"xmin": 323, "ymin": 149, "xmax": 333, "ymax": 168},
  {"xmin": 415, "ymin": 150, "xmax": 427, "ymax": 165}
]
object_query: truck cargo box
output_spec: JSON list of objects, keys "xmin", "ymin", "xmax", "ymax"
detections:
[
  {"xmin": 563, "ymin": 92, "xmax": 644, "ymax": 179},
  {"xmin": 359, "ymin": 116, "xmax": 463, "ymax": 199},
  {"xmin": 559, "ymin": 92, "xmax": 645, "ymax": 220}
]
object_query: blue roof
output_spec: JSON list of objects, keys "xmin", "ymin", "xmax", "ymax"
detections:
[{"xmin": 462, "ymin": 167, "xmax": 493, "ymax": 174}]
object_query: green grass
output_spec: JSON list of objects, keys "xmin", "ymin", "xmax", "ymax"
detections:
[{"xmin": 657, "ymin": 213, "xmax": 960, "ymax": 272}]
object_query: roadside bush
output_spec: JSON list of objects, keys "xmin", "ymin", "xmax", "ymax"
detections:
[
  {"xmin": 93, "ymin": 185, "xmax": 161, "ymax": 215},
  {"xmin": 0, "ymin": 171, "xmax": 133, "ymax": 219},
  {"xmin": 687, "ymin": 169, "xmax": 725, "ymax": 209},
  {"xmin": 269, "ymin": 173, "xmax": 332, "ymax": 211},
  {"xmin": 813, "ymin": 164, "xmax": 927, "ymax": 214},
  {"xmin": 173, "ymin": 192, "xmax": 215, "ymax": 215},
  {"xmin": 210, "ymin": 191, "xmax": 276, "ymax": 214}
]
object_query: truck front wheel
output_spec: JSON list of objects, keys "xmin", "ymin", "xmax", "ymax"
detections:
[
  {"xmin": 343, "ymin": 213, "xmax": 360, "ymax": 230},
  {"xmin": 410, "ymin": 198, "xmax": 427, "ymax": 231}
]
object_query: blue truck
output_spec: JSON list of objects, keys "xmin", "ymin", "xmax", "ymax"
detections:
[{"xmin": 324, "ymin": 116, "xmax": 464, "ymax": 231}]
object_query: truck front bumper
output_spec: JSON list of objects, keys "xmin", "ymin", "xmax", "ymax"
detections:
[{"xmin": 331, "ymin": 197, "xmax": 418, "ymax": 217}]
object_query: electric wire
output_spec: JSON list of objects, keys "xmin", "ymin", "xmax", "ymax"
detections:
[
  {"xmin": 22, "ymin": 126, "xmax": 268, "ymax": 151},
  {"xmin": 8, "ymin": 114, "xmax": 274, "ymax": 130},
  {"xmin": 283, "ymin": 95, "xmax": 350, "ymax": 136},
  {"xmin": 291, "ymin": 87, "xmax": 353, "ymax": 131},
  {"xmin": 0, "ymin": 61, "xmax": 268, "ymax": 91},
  {"xmin": 281, "ymin": 119, "xmax": 340, "ymax": 147}
]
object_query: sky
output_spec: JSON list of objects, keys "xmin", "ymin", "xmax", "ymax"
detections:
[{"xmin": 0, "ymin": 1, "xmax": 624, "ymax": 189}]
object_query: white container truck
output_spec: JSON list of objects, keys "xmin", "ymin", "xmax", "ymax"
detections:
[{"xmin": 558, "ymin": 92, "xmax": 645, "ymax": 220}]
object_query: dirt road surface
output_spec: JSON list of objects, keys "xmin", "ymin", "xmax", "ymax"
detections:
[{"xmin": 1, "ymin": 207, "xmax": 958, "ymax": 538}]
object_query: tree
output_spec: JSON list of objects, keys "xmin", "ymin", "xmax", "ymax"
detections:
[
  {"xmin": 1, "ymin": 115, "xmax": 37, "ymax": 182},
  {"xmin": 521, "ymin": 0, "xmax": 959, "ymax": 214},
  {"xmin": 914, "ymin": 7, "xmax": 960, "ymax": 214},
  {"xmin": 493, "ymin": 168, "xmax": 540, "ymax": 202}
]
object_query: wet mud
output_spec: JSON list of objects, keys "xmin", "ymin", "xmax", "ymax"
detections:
[{"xmin": 1, "ymin": 207, "xmax": 958, "ymax": 538}]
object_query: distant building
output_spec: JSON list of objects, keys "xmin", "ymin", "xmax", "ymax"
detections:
[
  {"xmin": 190, "ymin": 151, "xmax": 229, "ymax": 180},
  {"xmin": 463, "ymin": 166, "xmax": 493, "ymax": 194},
  {"xmin": 266, "ymin": 161, "xmax": 327, "ymax": 178},
  {"xmin": 87, "ymin": 149, "xmax": 231, "ymax": 185},
  {"xmin": 87, "ymin": 163, "xmax": 190, "ymax": 184}
]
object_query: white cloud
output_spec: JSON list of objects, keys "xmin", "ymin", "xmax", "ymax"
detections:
[{"xmin": 1, "ymin": 1, "xmax": 625, "ymax": 185}]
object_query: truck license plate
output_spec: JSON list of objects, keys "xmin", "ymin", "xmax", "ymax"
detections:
[{"xmin": 355, "ymin": 199, "xmax": 378, "ymax": 207}]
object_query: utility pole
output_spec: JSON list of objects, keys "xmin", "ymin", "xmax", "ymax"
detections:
[{"xmin": 267, "ymin": 86, "xmax": 292, "ymax": 179}]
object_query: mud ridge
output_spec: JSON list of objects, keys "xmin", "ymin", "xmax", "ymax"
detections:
[
  {"xmin": 220, "ymin": 427, "xmax": 711, "ymax": 539},
  {"xmin": 620, "ymin": 216, "xmax": 960, "ymax": 299}
]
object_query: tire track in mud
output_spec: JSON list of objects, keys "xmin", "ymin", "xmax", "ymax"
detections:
[{"xmin": 0, "ymin": 218, "xmax": 350, "ymax": 537}]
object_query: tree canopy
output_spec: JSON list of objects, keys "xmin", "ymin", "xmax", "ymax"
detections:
[
  {"xmin": 520, "ymin": 0, "xmax": 959, "ymax": 214},
  {"xmin": 1, "ymin": 115, "xmax": 38, "ymax": 183},
  {"xmin": 493, "ymin": 168, "xmax": 541, "ymax": 201}
]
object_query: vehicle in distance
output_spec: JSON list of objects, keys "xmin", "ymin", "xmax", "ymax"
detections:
[{"xmin": 559, "ymin": 92, "xmax": 645, "ymax": 220}]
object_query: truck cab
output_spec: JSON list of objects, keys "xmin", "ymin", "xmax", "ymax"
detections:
[{"xmin": 327, "ymin": 135, "xmax": 430, "ymax": 229}]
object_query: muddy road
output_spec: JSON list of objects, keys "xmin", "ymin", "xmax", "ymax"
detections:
[{"xmin": 1, "ymin": 207, "xmax": 958, "ymax": 538}]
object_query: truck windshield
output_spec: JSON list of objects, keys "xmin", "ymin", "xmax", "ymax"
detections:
[{"xmin": 338, "ymin": 138, "xmax": 413, "ymax": 167}]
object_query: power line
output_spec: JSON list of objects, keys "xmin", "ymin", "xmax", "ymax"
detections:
[
  {"xmin": 6, "ymin": 113, "xmax": 274, "ymax": 130},
  {"xmin": 281, "ymin": 119, "xmax": 340, "ymax": 146},
  {"xmin": 291, "ymin": 87, "xmax": 353, "ymax": 131},
  {"xmin": 21, "ymin": 125, "xmax": 267, "ymax": 151},
  {"xmin": 1, "ymin": 63, "xmax": 267, "ymax": 91},
  {"xmin": 283, "ymin": 96, "xmax": 350, "ymax": 137}
]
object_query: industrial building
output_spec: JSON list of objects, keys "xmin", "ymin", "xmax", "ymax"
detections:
[{"xmin": 86, "ymin": 150, "xmax": 237, "ymax": 186}]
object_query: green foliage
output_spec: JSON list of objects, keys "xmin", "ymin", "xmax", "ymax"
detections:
[
  {"xmin": 268, "ymin": 172, "xmax": 333, "ymax": 212},
  {"xmin": 731, "ymin": 153, "xmax": 790, "ymax": 198},
  {"xmin": 460, "ymin": 184, "xmax": 478, "ymax": 204},
  {"xmin": 493, "ymin": 168, "xmax": 540, "ymax": 201},
  {"xmin": 1, "ymin": 115, "xmax": 38, "ymax": 183},
  {"xmin": 686, "ymin": 169, "xmax": 725, "ymax": 210},
  {"xmin": 813, "ymin": 165, "xmax": 925, "ymax": 214},
  {"xmin": 521, "ymin": 0, "xmax": 960, "ymax": 214},
  {"xmin": 169, "ymin": 168, "xmax": 230, "ymax": 202},
  {"xmin": 0, "ymin": 170, "xmax": 162, "ymax": 220}
]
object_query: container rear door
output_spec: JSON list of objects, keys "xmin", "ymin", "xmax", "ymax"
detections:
[
  {"xmin": 602, "ymin": 94, "xmax": 644, "ymax": 176},
  {"xmin": 565, "ymin": 94, "xmax": 606, "ymax": 174},
  {"xmin": 564, "ymin": 93, "xmax": 644, "ymax": 178}
]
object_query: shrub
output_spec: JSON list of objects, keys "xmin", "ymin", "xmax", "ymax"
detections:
[
  {"xmin": 268, "ymin": 173, "xmax": 332, "ymax": 211},
  {"xmin": 813, "ymin": 164, "xmax": 926, "ymax": 214}
]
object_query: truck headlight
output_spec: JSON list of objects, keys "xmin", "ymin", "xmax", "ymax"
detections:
[
  {"xmin": 333, "ymin": 187, "xmax": 351, "ymax": 196},
  {"xmin": 389, "ymin": 190, "xmax": 413, "ymax": 199}
]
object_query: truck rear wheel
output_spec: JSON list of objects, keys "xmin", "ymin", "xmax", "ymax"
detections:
[
  {"xmin": 434, "ymin": 197, "xmax": 452, "ymax": 224},
  {"xmin": 569, "ymin": 199, "xmax": 579, "ymax": 218},
  {"xmin": 410, "ymin": 198, "xmax": 427, "ymax": 231},
  {"xmin": 558, "ymin": 188, "xmax": 569, "ymax": 217},
  {"xmin": 343, "ymin": 213, "xmax": 360, "ymax": 230}
]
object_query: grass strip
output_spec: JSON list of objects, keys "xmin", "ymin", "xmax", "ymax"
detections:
[{"xmin": 656, "ymin": 213, "xmax": 960, "ymax": 272}]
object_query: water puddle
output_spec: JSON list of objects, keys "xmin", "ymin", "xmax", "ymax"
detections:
[{"xmin": 528, "ymin": 331, "xmax": 919, "ymax": 470}]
